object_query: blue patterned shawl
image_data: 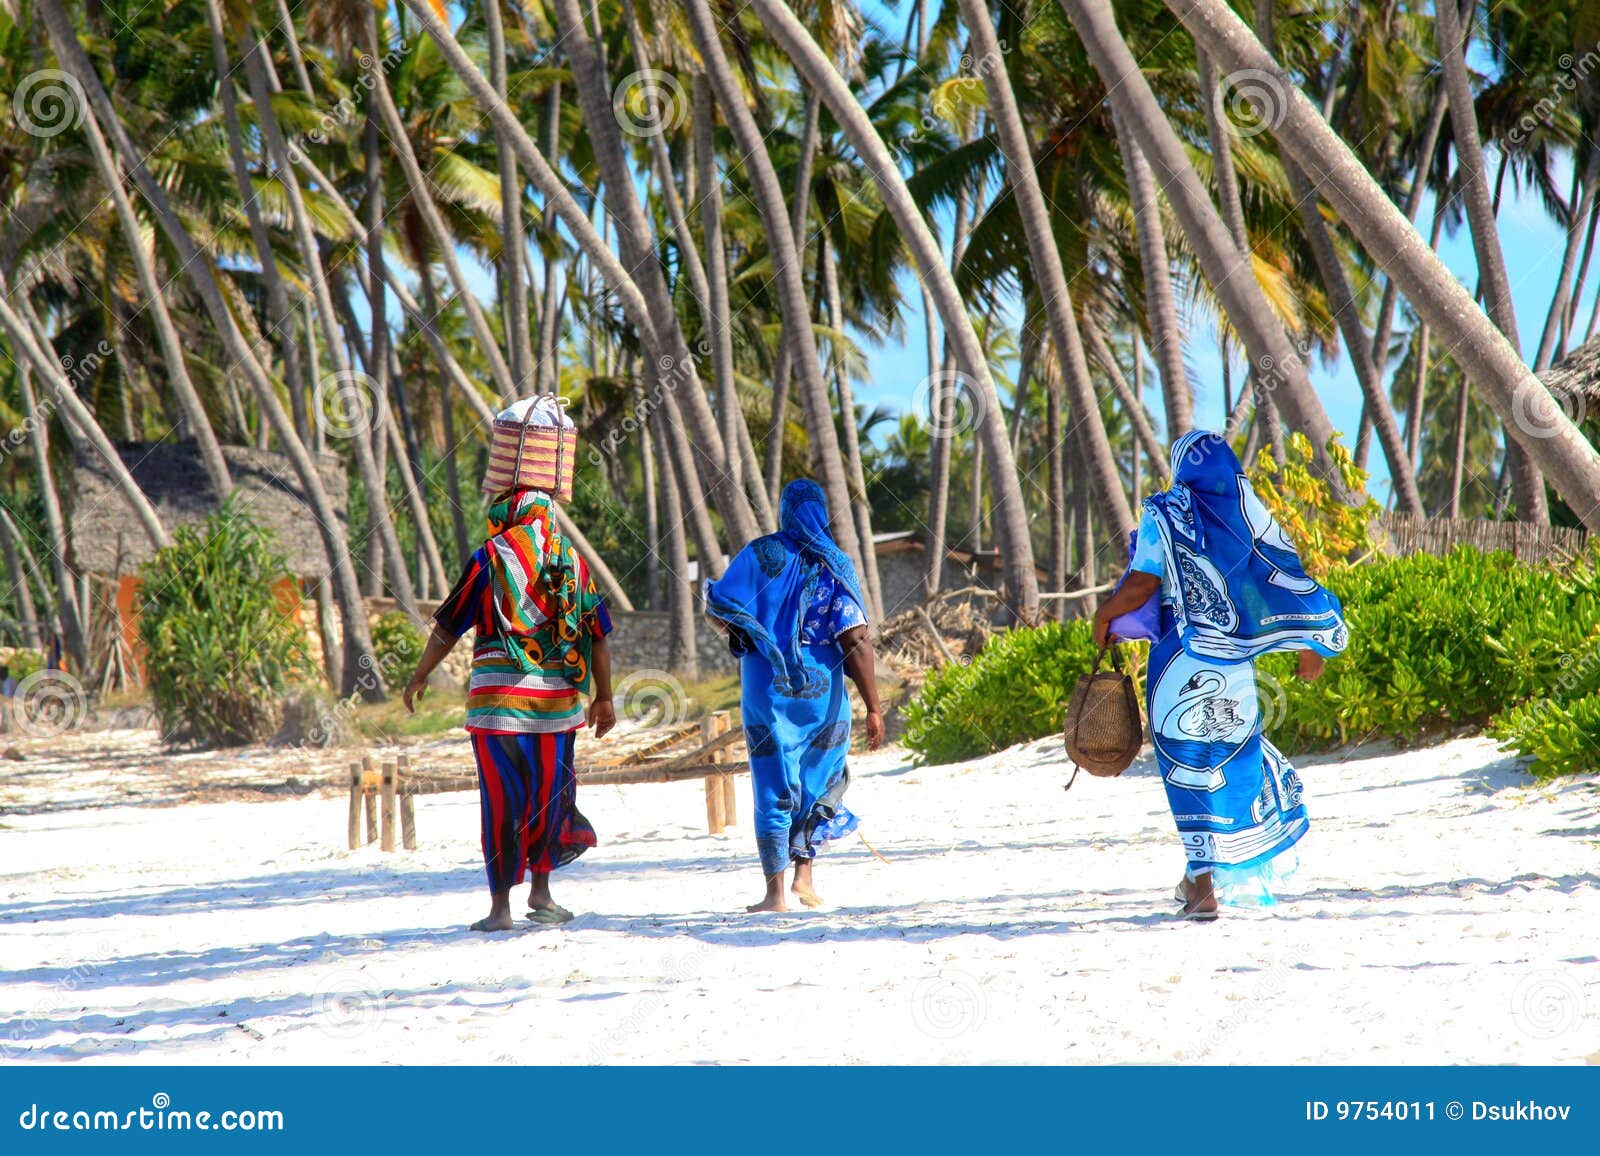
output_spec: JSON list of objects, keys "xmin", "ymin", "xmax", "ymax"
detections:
[
  {"xmin": 703, "ymin": 480, "xmax": 865, "ymax": 698},
  {"xmin": 1144, "ymin": 431, "xmax": 1348, "ymax": 662}
]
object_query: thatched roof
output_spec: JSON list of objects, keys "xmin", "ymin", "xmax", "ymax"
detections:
[
  {"xmin": 71, "ymin": 443, "xmax": 348, "ymax": 578},
  {"xmin": 1539, "ymin": 333, "xmax": 1600, "ymax": 407}
]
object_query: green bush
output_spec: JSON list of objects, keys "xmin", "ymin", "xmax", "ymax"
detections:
[
  {"xmin": 901, "ymin": 618, "xmax": 1141, "ymax": 764},
  {"xmin": 139, "ymin": 502, "xmax": 315, "ymax": 747},
  {"xmin": 904, "ymin": 546, "xmax": 1600, "ymax": 777},
  {"xmin": 372, "ymin": 611, "xmax": 424, "ymax": 675}
]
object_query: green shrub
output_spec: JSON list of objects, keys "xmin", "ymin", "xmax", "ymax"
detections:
[
  {"xmin": 372, "ymin": 611, "xmax": 424, "ymax": 675},
  {"xmin": 904, "ymin": 545, "xmax": 1600, "ymax": 776},
  {"xmin": 901, "ymin": 619, "xmax": 1143, "ymax": 764},
  {"xmin": 139, "ymin": 502, "xmax": 314, "ymax": 747},
  {"xmin": 3, "ymin": 648, "xmax": 44, "ymax": 681}
]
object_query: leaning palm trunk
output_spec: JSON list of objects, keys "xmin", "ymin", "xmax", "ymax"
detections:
[
  {"xmin": 1250, "ymin": 11, "xmax": 1420, "ymax": 512},
  {"xmin": 74, "ymin": 98, "xmax": 231, "ymax": 497},
  {"xmin": 398, "ymin": 0, "xmax": 735, "ymax": 567},
  {"xmin": 753, "ymin": 0, "xmax": 1040, "ymax": 618},
  {"xmin": 356, "ymin": 11, "xmax": 515, "ymax": 404},
  {"xmin": 1165, "ymin": 0, "xmax": 1600, "ymax": 534},
  {"xmin": 1533, "ymin": 148, "xmax": 1600, "ymax": 372},
  {"xmin": 14, "ymin": 363, "xmax": 87, "ymax": 670},
  {"xmin": 685, "ymin": 0, "xmax": 865, "ymax": 575},
  {"xmin": 0, "ymin": 291, "xmax": 170, "ymax": 551},
  {"xmin": 39, "ymin": 0, "xmax": 383, "ymax": 696},
  {"xmin": 206, "ymin": 8, "xmax": 311, "ymax": 446},
  {"xmin": 236, "ymin": 15, "xmax": 419, "ymax": 620},
  {"xmin": 1081, "ymin": 314, "xmax": 1170, "ymax": 480},
  {"xmin": 820, "ymin": 230, "xmax": 887, "ymax": 622},
  {"xmin": 766, "ymin": 89, "xmax": 823, "ymax": 507},
  {"xmin": 0, "ymin": 506, "xmax": 44, "ymax": 650},
  {"xmin": 1106, "ymin": 102, "xmax": 1191, "ymax": 437},
  {"xmin": 961, "ymin": 0, "xmax": 1135, "ymax": 542},
  {"xmin": 484, "ymin": 0, "xmax": 534, "ymax": 393},
  {"xmin": 1431, "ymin": 0, "xmax": 1545, "ymax": 522},
  {"xmin": 1059, "ymin": 0, "xmax": 1344, "ymax": 490},
  {"xmin": 651, "ymin": 417, "xmax": 698, "ymax": 677},
  {"xmin": 551, "ymin": 0, "xmax": 759, "ymax": 553}
]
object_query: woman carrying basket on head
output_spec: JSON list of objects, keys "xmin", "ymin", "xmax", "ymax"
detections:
[
  {"xmin": 403, "ymin": 397, "xmax": 615, "ymax": 932},
  {"xmin": 1092, "ymin": 431, "xmax": 1347, "ymax": 921}
]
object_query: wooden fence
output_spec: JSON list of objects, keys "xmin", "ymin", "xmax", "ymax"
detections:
[{"xmin": 1371, "ymin": 512, "xmax": 1589, "ymax": 564}]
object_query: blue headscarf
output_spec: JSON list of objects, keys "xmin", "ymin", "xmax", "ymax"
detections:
[
  {"xmin": 704, "ymin": 480, "xmax": 865, "ymax": 697},
  {"xmin": 1144, "ymin": 430, "xmax": 1348, "ymax": 662}
]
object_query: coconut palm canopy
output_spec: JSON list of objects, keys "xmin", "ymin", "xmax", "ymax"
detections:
[{"xmin": 1, "ymin": 0, "xmax": 1598, "ymax": 695}]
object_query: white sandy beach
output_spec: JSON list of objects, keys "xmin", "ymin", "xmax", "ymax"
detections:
[{"xmin": 1, "ymin": 728, "xmax": 1597, "ymax": 1065}]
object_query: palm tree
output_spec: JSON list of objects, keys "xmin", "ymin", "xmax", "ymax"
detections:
[
  {"xmin": 35, "ymin": 0, "xmax": 384, "ymax": 696},
  {"xmin": 751, "ymin": 0, "xmax": 1040, "ymax": 619},
  {"xmin": 956, "ymin": 0, "xmax": 1135, "ymax": 544},
  {"xmin": 1057, "ymin": 0, "xmax": 1346, "ymax": 489},
  {"xmin": 1166, "ymin": 0, "xmax": 1600, "ymax": 533}
]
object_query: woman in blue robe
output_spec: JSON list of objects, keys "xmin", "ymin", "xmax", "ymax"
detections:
[
  {"xmin": 1093, "ymin": 431, "xmax": 1348, "ymax": 920},
  {"xmin": 704, "ymin": 480, "xmax": 883, "ymax": 912}
]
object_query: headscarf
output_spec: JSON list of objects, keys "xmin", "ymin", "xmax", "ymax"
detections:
[
  {"xmin": 484, "ymin": 486, "xmax": 602, "ymax": 691},
  {"xmin": 703, "ymin": 479, "xmax": 865, "ymax": 697},
  {"xmin": 1143, "ymin": 430, "xmax": 1347, "ymax": 662}
]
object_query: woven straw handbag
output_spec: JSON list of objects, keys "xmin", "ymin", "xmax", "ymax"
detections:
[
  {"xmin": 482, "ymin": 395, "xmax": 577, "ymax": 500},
  {"xmin": 1062, "ymin": 644, "xmax": 1143, "ymax": 791}
]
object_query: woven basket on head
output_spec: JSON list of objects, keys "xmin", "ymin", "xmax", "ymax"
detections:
[
  {"xmin": 1063, "ymin": 645, "xmax": 1143, "ymax": 790},
  {"xmin": 482, "ymin": 395, "xmax": 577, "ymax": 500}
]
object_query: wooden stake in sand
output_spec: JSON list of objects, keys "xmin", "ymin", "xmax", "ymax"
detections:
[
  {"xmin": 380, "ymin": 760, "xmax": 397, "ymax": 852},
  {"xmin": 362, "ymin": 755, "xmax": 377, "ymax": 845},
  {"xmin": 347, "ymin": 764, "xmax": 362, "ymax": 850},
  {"xmin": 702, "ymin": 711, "xmax": 731, "ymax": 834},
  {"xmin": 398, "ymin": 754, "xmax": 417, "ymax": 850}
]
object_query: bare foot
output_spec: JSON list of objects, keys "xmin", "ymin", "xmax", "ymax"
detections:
[
  {"xmin": 1179, "ymin": 874, "xmax": 1219, "ymax": 920},
  {"xmin": 746, "ymin": 871, "xmax": 787, "ymax": 913},
  {"xmin": 791, "ymin": 861, "xmax": 824, "ymax": 908},
  {"xmin": 473, "ymin": 892, "xmax": 516, "ymax": 932}
]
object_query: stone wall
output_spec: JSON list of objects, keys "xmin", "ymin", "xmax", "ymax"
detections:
[{"xmin": 606, "ymin": 610, "xmax": 737, "ymax": 677}]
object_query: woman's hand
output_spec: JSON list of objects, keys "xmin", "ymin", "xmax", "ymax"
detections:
[
  {"xmin": 864, "ymin": 710, "xmax": 884, "ymax": 751},
  {"xmin": 587, "ymin": 697, "xmax": 616, "ymax": 739},
  {"xmin": 402, "ymin": 672, "xmax": 428, "ymax": 714},
  {"xmin": 1092, "ymin": 604, "xmax": 1114, "ymax": 648},
  {"xmin": 1297, "ymin": 651, "xmax": 1325, "ymax": 682}
]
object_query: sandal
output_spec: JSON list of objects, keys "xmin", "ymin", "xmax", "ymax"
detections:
[
  {"xmin": 526, "ymin": 905, "xmax": 574, "ymax": 925},
  {"xmin": 1178, "ymin": 899, "xmax": 1219, "ymax": 923}
]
